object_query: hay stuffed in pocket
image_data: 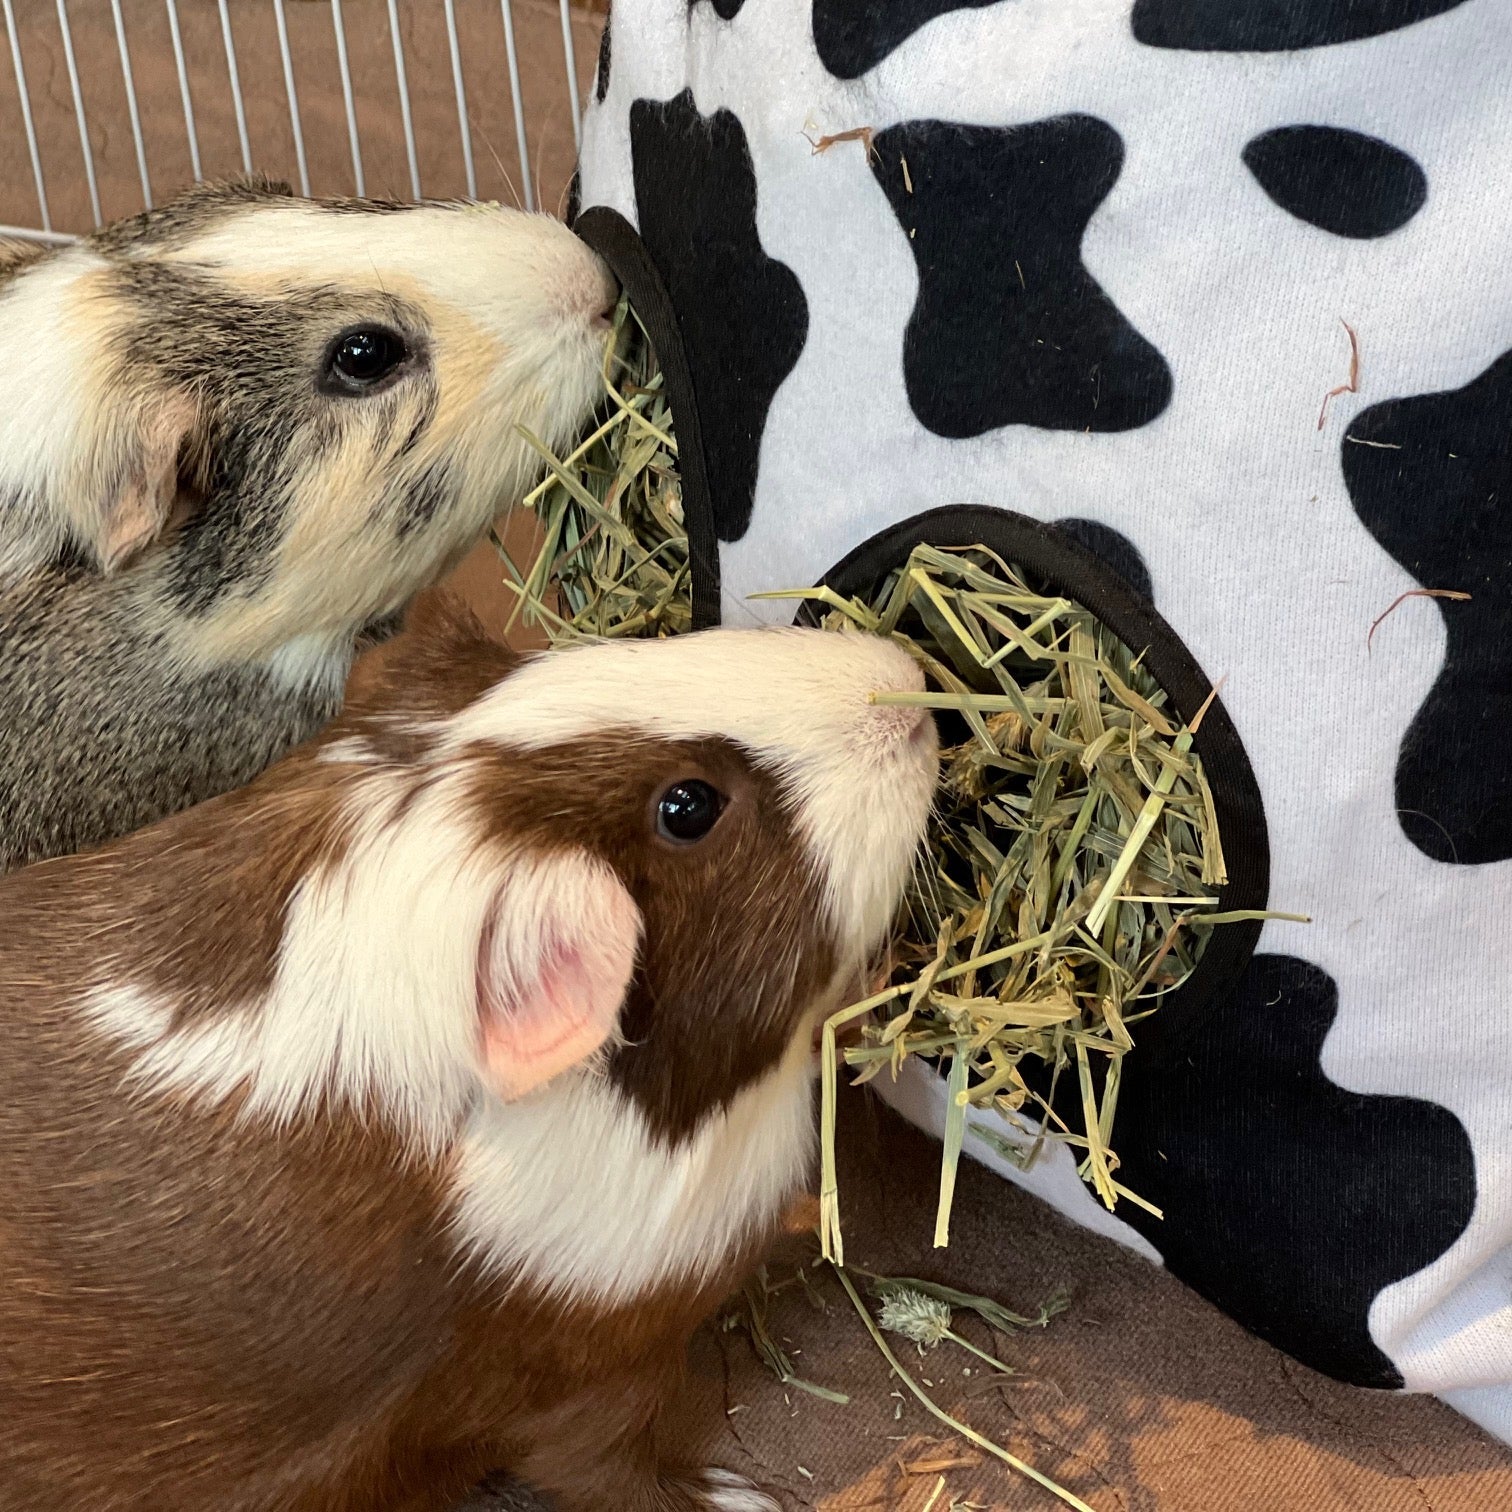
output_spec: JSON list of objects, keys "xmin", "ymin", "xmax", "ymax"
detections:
[
  {"xmin": 498, "ymin": 296, "xmax": 690, "ymax": 642},
  {"xmin": 500, "ymin": 305, "xmax": 1257, "ymax": 1259}
]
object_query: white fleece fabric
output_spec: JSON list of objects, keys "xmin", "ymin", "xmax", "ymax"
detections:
[{"xmin": 576, "ymin": 0, "xmax": 1512, "ymax": 1438}]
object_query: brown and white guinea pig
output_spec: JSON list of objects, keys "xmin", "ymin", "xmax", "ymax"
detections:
[
  {"xmin": 0, "ymin": 598, "xmax": 938, "ymax": 1512},
  {"xmin": 0, "ymin": 177, "xmax": 615, "ymax": 875}
]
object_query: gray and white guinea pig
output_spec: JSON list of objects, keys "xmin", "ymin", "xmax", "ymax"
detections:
[
  {"xmin": 0, "ymin": 598, "xmax": 938, "ymax": 1512},
  {"xmin": 0, "ymin": 177, "xmax": 615, "ymax": 874}
]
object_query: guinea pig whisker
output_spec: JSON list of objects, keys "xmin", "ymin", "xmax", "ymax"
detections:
[
  {"xmin": 533, "ymin": 125, "xmax": 551, "ymax": 223},
  {"xmin": 471, "ymin": 118, "xmax": 524, "ymax": 212},
  {"xmin": 904, "ymin": 846, "xmax": 937, "ymax": 928}
]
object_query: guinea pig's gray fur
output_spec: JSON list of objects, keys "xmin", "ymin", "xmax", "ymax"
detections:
[{"xmin": 0, "ymin": 178, "xmax": 614, "ymax": 873}]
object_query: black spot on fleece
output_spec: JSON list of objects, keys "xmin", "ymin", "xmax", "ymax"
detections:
[
  {"xmin": 1109, "ymin": 955, "xmax": 1475, "ymax": 1388},
  {"xmin": 1344, "ymin": 348, "xmax": 1512, "ymax": 865},
  {"xmin": 872, "ymin": 115, "xmax": 1173, "ymax": 441},
  {"xmin": 1134, "ymin": 0, "xmax": 1472, "ymax": 52},
  {"xmin": 813, "ymin": 0, "xmax": 1008, "ymax": 80},
  {"xmin": 1243, "ymin": 125, "xmax": 1426, "ymax": 239},
  {"xmin": 630, "ymin": 91, "xmax": 808, "ymax": 543}
]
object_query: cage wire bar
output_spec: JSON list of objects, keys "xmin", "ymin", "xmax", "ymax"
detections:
[
  {"xmin": 271, "ymin": 0, "xmax": 311, "ymax": 196},
  {"xmin": 165, "ymin": 0, "xmax": 203, "ymax": 183},
  {"xmin": 386, "ymin": 0, "xmax": 422, "ymax": 201},
  {"xmin": 110, "ymin": 0, "xmax": 153, "ymax": 209},
  {"xmin": 1, "ymin": 0, "xmax": 50, "ymax": 234},
  {"xmin": 499, "ymin": 0, "xmax": 533, "ymax": 211},
  {"xmin": 329, "ymin": 0, "xmax": 366, "ymax": 197},
  {"xmin": 218, "ymin": 0, "xmax": 254, "ymax": 176},
  {"xmin": 55, "ymin": 0, "xmax": 104, "ymax": 227},
  {"xmin": 0, "ymin": 0, "xmax": 585, "ymax": 241},
  {"xmin": 442, "ymin": 0, "xmax": 477, "ymax": 200}
]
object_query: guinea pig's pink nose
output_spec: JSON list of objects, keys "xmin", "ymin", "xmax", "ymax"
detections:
[
  {"xmin": 867, "ymin": 694, "xmax": 936, "ymax": 751},
  {"xmin": 590, "ymin": 273, "xmax": 619, "ymax": 328},
  {"xmin": 576, "ymin": 254, "xmax": 620, "ymax": 327}
]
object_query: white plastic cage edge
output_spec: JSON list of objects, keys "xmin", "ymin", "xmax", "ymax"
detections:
[{"xmin": 0, "ymin": 0, "xmax": 584, "ymax": 242}]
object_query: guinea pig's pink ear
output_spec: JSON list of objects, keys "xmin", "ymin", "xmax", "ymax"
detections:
[
  {"xmin": 475, "ymin": 852, "xmax": 641, "ymax": 1101},
  {"xmin": 98, "ymin": 394, "xmax": 200, "ymax": 574}
]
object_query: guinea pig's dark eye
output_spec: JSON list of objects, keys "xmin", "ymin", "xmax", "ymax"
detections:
[
  {"xmin": 322, "ymin": 325, "xmax": 409, "ymax": 394},
  {"xmin": 655, "ymin": 779, "xmax": 726, "ymax": 845}
]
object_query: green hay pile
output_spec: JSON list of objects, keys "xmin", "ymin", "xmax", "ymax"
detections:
[
  {"xmin": 763, "ymin": 546, "xmax": 1267, "ymax": 1260},
  {"xmin": 497, "ymin": 295, "xmax": 690, "ymax": 642},
  {"xmin": 500, "ymin": 305, "xmax": 1293, "ymax": 1260}
]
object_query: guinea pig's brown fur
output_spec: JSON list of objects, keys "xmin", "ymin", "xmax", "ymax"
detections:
[
  {"xmin": 0, "ymin": 600, "xmax": 938, "ymax": 1512},
  {"xmin": 0, "ymin": 178, "xmax": 616, "ymax": 874}
]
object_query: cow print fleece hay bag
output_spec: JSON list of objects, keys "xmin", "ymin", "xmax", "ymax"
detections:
[{"xmin": 570, "ymin": 0, "xmax": 1512, "ymax": 1443}]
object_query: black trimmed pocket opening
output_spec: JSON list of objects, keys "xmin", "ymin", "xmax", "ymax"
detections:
[
  {"xmin": 571, "ymin": 205, "xmax": 723, "ymax": 630},
  {"xmin": 796, "ymin": 505, "xmax": 1271, "ymax": 1064}
]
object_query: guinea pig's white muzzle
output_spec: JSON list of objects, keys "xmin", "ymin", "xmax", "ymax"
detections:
[
  {"xmin": 459, "ymin": 213, "xmax": 618, "ymax": 396},
  {"xmin": 796, "ymin": 636, "xmax": 940, "ymax": 964},
  {"xmin": 590, "ymin": 267, "xmax": 621, "ymax": 331},
  {"xmin": 486, "ymin": 223, "xmax": 620, "ymax": 450}
]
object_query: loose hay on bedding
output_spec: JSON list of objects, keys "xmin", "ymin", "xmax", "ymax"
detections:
[{"xmin": 500, "ymin": 303, "xmax": 1296, "ymax": 1261}]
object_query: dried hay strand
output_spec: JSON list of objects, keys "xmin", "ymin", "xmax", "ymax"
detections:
[{"xmin": 498, "ymin": 307, "xmax": 1302, "ymax": 1264}]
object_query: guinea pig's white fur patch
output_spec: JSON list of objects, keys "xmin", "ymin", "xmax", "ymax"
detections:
[
  {"xmin": 262, "ymin": 629, "xmax": 366, "ymax": 698},
  {"xmin": 441, "ymin": 625, "xmax": 938, "ymax": 959},
  {"xmin": 87, "ymin": 763, "xmax": 511, "ymax": 1150},
  {"xmin": 695, "ymin": 1472, "xmax": 782, "ymax": 1512},
  {"xmin": 451, "ymin": 1021, "xmax": 821, "ymax": 1307}
]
